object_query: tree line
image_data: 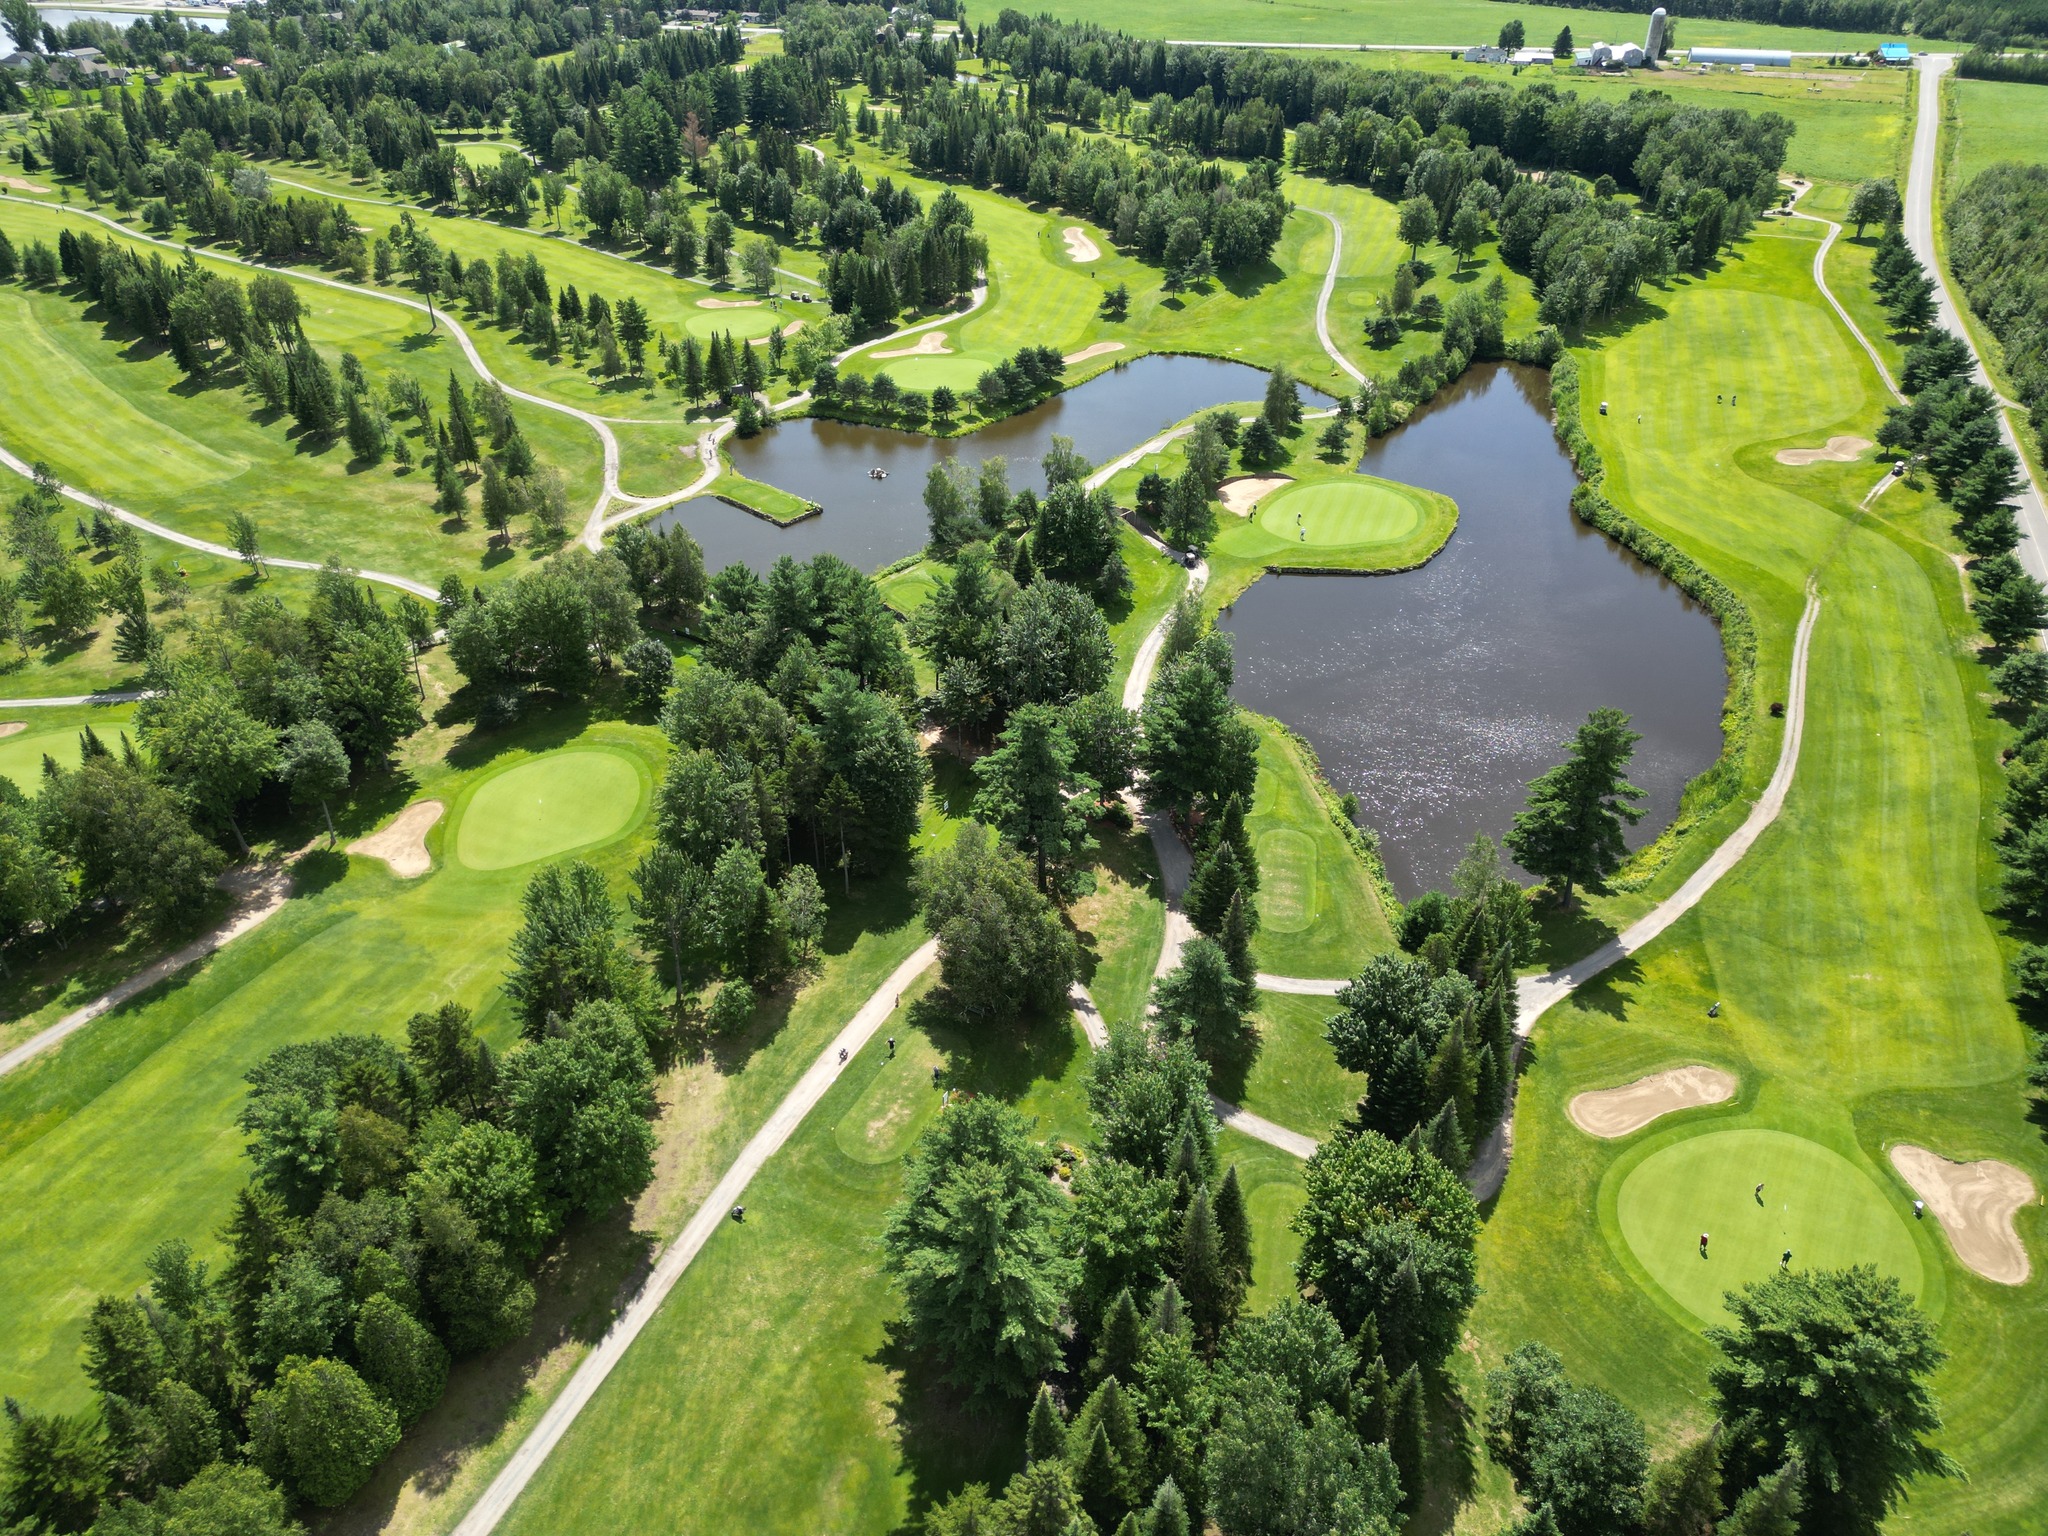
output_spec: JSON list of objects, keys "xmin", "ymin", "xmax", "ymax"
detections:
[{"xmin": 1947, "ymin": 162, "xmax": 2048, "ymax": 462}]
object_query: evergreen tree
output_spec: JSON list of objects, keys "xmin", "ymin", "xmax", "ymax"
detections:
[
  {"xmin": 345, "ymin": 390, "xmax": 386, "ymax": 463},
  {"xmin": 288, "ymin": 336, "xmax": 341, "ymax": 435},
  {"xmin": 1387, "ymin": 1363, "xmax": 1426, "ymax": 1514},
  {"xmin": 1213, "ymin": 1164, "xmax": 1252, "ymax": 1287},
  {"xmin": 1184, "ymin": 841, "xmax": 1256, "ymax": 938},
  {"xmin": 446, "ymin": 371, "xmax": 480, "ymax": 465},
  {"xmin": 1505, "ymin": 707, "xmax": 1644, "ymax": 904},
  {"xmin": 1177, "ymin": 1183, "xmax": 1237, "ymax": 1348},
  {"xmin": 1718, "ymin": 1461, "xmax": 1804, "ymax": 1536},
  {"xmin": 1090, "ymin": 1289, "xmax": 1146, "ymax": 1386},
  {"xmin": 1219, "ymin": 889, "xmax": 1256, "ymax": 987},
  {"xmin": 1350, "ymin": 1351, "xmax": 1392, "ymax": 1445},
  {"xmin": 1141, "ymin": 1478, "xmax": 1189, "ymax": 1536},
  {"xmin": 1026, "ymin": 1383, "xmax": 1068, "ymax": 1463}
]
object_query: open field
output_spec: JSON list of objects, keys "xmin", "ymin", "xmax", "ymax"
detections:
[
  {"xmin": 1949, "ymin": 75, "xmax": 2048, "ymax": 184},
  {"xmin": 1459, "ymin": 217, "xmax": 2048, "ymax": 1534},
  {"xmin": 0, "ymin": 200, "xmax": 598, "ymax": 583},
  {"xmin": 1226, "ymin": 989, "xmax": 1366, "ymax": 1141},
  {"xmin": 1019, "ymin": 0, "xmax": 1945, "ymax": 53}
]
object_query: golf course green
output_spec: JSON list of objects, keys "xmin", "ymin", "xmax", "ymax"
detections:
[
  {"xmin": 1614, "ymin": 1128, "xmax": 1926, "ymax": 1328},
  {"xmin": 684, "ymin": 303, "xmax": 785, "ymax": 342},
  {"xmin": 453, "ymin": 749, "xmax": 648, "ymax": 871},
  {"xmin": 1255, "ymin": 477, "xmax": 1425, "ymax": 548}
]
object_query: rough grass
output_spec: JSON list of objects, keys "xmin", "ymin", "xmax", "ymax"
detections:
[
  {"xmin": 1949, "ymin": 75, "xmax": 2048, "ymax": 185},
  {"xmin": 1459, "ymin": 219, "xmax": 2048, "ymax": 1535}
]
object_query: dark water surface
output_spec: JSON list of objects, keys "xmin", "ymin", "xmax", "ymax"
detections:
[
  {"xmin": 1218, "ymin": 363, "xmax": 1727, "ymax": 897},
  {"xmin": 651, "ymin": 354, "xmax": 1330, "ymax": 571}
]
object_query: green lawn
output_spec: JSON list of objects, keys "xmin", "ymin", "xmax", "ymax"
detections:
[
  {"xmin": 1459, "ymin": 217, "xmax": 2047, "ymax": 1535},
  {"xmin": 1224, "ymin": 990, "xmax": 1366, "ymax": 1143},
  {"xmin": 452, "ymin": 748, "xmax": 646, "ymax": 870},
  {"xmin": 0, "ymin": 200, "xmax": 598, "ymax": 586},
  {"xmin": 1949, "ymin": 75, "xmax": 2048, "ymax": 185},
  {"xmin": 1244, "ymin": 716, "xmax": 1394, "ymax": 978},
  {"xmin": 705, "ymin": 469, "xmax": 819, "ymax": 525}
]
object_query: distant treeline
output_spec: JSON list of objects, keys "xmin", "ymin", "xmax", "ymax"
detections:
[{"xmin": 1956, "ymin": 44, "xmax": 2048, "ymax": 79}]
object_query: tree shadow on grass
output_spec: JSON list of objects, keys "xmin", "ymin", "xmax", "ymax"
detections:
[
  {"xmin": 1529, "ymin": 897, "xmax": 1621, "ymax": 973},
  {"xmin": 440, "ymin": 693, "xmax": 604, "ymax": 770},
  {"xmin": 1203, "ymin": 1021, "xmax": 1264, "ymax": 1109},
  {"xmin": 1411, "ymin": 1367, "xmax": 1481, "ymax": 1536},
  {"xmin": 869, "ymin": 1317, "xmax": 1030, "ymax": 1535},
  {"xmin": 319, "ymin": 1203, "xmax": 660, "ymax": 1536},
  {"xmin": 919, "ymin": 992, "xmax": 1080, "ymax": 1107},
  {"xmin": 1551, "ymin": 956, "xmax": 1644, "ymax": 1023}
]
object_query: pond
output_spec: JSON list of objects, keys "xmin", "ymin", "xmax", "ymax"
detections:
[
  {"xmin": 1217, "ymin": 362, "xmax": 1727, "ymax": 897},
  {"xmin": 650, "ymin": 354, "xmax": 1331, "ymax": 572},
  {"xmin": 10, "ymin": 7, "xmax": 228, "ymax": 40}
]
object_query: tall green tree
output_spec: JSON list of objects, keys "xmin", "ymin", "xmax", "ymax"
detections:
[
  {"xmin": 881, "ymin": 1096, "xmax": 1076, "ymax": 1397},
  {"xmin": 1707, "ymin": 1267, "xmax": 1956, "ymax": 1534},
  {"xmin": 139, "ymin": 669, "xmax": 279, "ymax": 857},
  {"xmin": 247, "ymin": 1357, "xmax": 399, "ymax": 1508},
  {"xmin": 280, "ymin": 720, "xmax": 350, "ymax": 845},
  {"xmin": 974, "ymin": 703, "xmax": 1092, "ymax": 891},
  {"xmin": 1505, "ymin": 707, "xmax": 1644, "ymax": 904},
  {"xmin": 913, "ymin": 822, "xmax": 1079, "ymax": 1016},
  {"xmin": 502, "ymin": 860, "xmax": 656, "ymax": 1043}
]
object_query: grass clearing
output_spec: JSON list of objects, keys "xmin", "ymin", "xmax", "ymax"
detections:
[
  {"xmin": 1949, "ymin": 76, "xmax": 2048, "ymax": 185},
  {"xmin": 1227, "ymin": 990, "xmax": 1365, "ymax": 1143}
]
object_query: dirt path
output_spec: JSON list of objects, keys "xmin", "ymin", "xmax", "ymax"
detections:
[
  {"xmin": 0, "ymin": 860, "xmax": 297, "ymax": 1080},
  {"xmin": 449, "ymin": 939, "xmax": 940, "ymax": 1536}
]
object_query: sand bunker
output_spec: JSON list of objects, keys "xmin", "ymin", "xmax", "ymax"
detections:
[
  {"xmin": 1890, "ymin": 1145, "xmax": 2036, "ymax": 1285},
  {"xmin": 1568, "ymin": 1065, "xmax": 1737, "ymax": 1138},
  {"xmin": 0, "ymin": 722, "xmax": 24, "ymax": 738},
  {"xmin": 1062, "ymin": 226, "xmax": 1101, "ymax": 262},
  {"xmin": 1, "ymin": 176, "xmax": 50, "ymax": 194},
  {"xmin": 1218, "ymin": 475, "xmax": 1292, "ymax": 516},
  {"xmin": 873, "ymin": 331, "xmax": 952, "ymax": 359},
  {"xmin": 1775, "ymin": 435, "xmax": 1871, "ymax": 465},
  {"xmin": 1064, "ymin": 341, "xmax": 1126, "ymax": 366},
  {"xmin": 347, "ymin": 800, "xmax": 444, "ymax": 879},
  {"xmin": 696, "ymin": 297, "xmax": 763, "ymax": 309}
]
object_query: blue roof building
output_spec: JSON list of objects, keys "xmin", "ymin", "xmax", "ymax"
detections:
[{"xmin": 1879, "ymin": 42, "xmax": 1912, "ymax": 62}]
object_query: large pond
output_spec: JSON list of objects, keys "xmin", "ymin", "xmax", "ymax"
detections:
[
  {"xmin": 1218, "ymin": 362, "xmax": 1727, "ymax": 897},
  {"xmin": 650, "ymin": 354, "xmax": 1330, "ymax": 572}
]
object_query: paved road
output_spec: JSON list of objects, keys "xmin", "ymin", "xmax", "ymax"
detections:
[
  {"xmin": 451, "ymin": 938, "xmax": 941, "ymax": 1536},
  {"xmin": 1906, "ymin": 55, "xmax": 2048, "ymax": 601}
]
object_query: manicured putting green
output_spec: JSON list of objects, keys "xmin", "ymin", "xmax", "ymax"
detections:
[
  {"xmin": 0, "ymin": 718, "xmax": 127, "ymax": 793},
  {"xmin": 873, "ymin": 352, "xmax": 999, "ymax": 395},
  {"xmin": 454, "ymin": 750, "xmax": 643, "ymax": 871},
  {"xmin": 833, "ymin": 1034, "xmax": 945, "ymax": 1165},
  {"xmin": 1615, "ymin": 1129, "xmax": 1923, "ymax": 1327},
  {"xmin": 1256, "ymin": 479, "xmax": 1425, "ymax": 548},
  {"xmin": 1256, "ymin": 827, "xmax": 1317, "ymax": 933},
  {"xmin": 684, "ymin": 304, "xmax": 783, "ymax": 342}
]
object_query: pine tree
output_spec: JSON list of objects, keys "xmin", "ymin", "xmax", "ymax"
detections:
[
  {"xmin": 345, "ymin": 389, "xmax": 386, "ymax": 462},
  {"xmin": 1149, "ymin": 1279, "xmax": 1186, "ymax": 1338},
  {"xmin": 1212, "ymin": 1165, "xmax": 1252, "ymax": 1286},
  {"xmin": 1184, "ymin": 841, "xmax": 1256, "ymax": 938},
  {"xmin": 481, "ymin": 459, "xmax": 514, "ymax": 543},
  {"xmin": 1422, "ymin": 1099, "xmax": 1467, "ymax": 1168},
  {"xmin": 288, "ymin": 334, "xmax": 341, "ymax": 435},
  {"xmin": 446, "ymin": 371, "xmax": 479, "ymax": 464},
  {"xmin": 1219, "ymin": 889, "xmax": 1256, "ymax": 986},
  {"xmin": 1140, "ymin": 1478, "xmax": 1188, "ymax": 1536},
  {"xmin": 1090, "ymin": 1289, "xmax": 1146, "ymax": 1385},
  {"xmin": 1177, "ymin": 1184, "xmax": 1236, "ymax": 1347},
  {"xmin": 437, "ymin": 458, "xmax": 468, "ymax": 522},
  {"xmin": 1388, "ymin": 1363, "xmax": 1427, "ymax": 1514},
  {"xmin": 682, "ymin": 336, "xmax": 707, "ymax": 400},
  {"xmin": 741, "ymin": 337, "xmax": 767, "ymax": 396},
  {"xmin": 113, "ymin": 605, "xmax": 154, "ymax": 665},
  {"xmin": 1026, "ymin": 1383, "xmax": 1068, "ymax": 1463},
  {"xmin": 1069, "ymin": 1376, "xmax": 1146, "ymax": 1522},
  {"xmin": 706, "ymin": 331, "xmax": 734, "ymax": 397},
  {"xmin": 1071, "ymin": 1425, "xmax": 1121, "ymax": 1533},
  {"xmin": 1351, "ymin": 1352, "xmax": 1392, "ymax": 1444},
  {"xmin": 1718, "ymin": 1461, "xmax": 1803, "ymax": 1536}
]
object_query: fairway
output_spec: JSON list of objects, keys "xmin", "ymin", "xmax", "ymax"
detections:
[
  {"xmin": 1256, "ymin": 477, "xmax": 1424, "ymax": 548},
  {"xmin": 0, "ymin": 710, "xmax": 133, "ymax": 792},
  {"xmin": 1615, "ymin": 1129, "xmax": 1925, "ymax": 1328},
  {"xmin": 454, "ymin": 750, "xmax": 646, "ymax": 871}
]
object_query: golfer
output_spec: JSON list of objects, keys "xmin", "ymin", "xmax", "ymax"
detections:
[
  {"xmin": 1699, "ymin": 1231, "xmax": 1710, "ymax": 1255},
  {"xmin": 1755, "ymin": 1181, "xmax": 1765, "ymax": 1203},
  {"xmin": 1782, "ymin": 1249, "xmax": 1792, "ymax": 1266}
]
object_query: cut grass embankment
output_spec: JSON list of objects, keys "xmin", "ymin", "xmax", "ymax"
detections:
[
  {"xmin": 0, "ymin": 200, "xmax": 596, "ymax": 584},
  {"xmin": 1459, "ymin": 216, "xmax": 2048, "ymax": 1535}
]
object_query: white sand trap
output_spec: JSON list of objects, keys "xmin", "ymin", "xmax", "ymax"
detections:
[
  {"xmin": 873, "ymin": 331, "xmax": 952, "ymax": 359},
  {"xmin": 1064, "ymin": 341, "xmax": 1126, "ymax": 366},
  {"xmin": 0, "ymin": 722, "xmax": 25, "ymax": 738},
  {"xmin": 696, "ymin": 297, "xmax": 763, "ymax": 309},
  {"xmin": 1890, "ymin": 1145, "xmax": 2036, "ymax": 1285},
  {"xmin": 1218, "ymin": 474, "xmax": 1292, "ymax": 516},
  {"xmin": 347, "ymin": 800, "xmax": 445, "ymax": 879},
  {"xmin": 1775, "ymin": 435, "xmax": 1872, "ymax": 465},
  {"xmin": 1, "ymin": 176, "xmax": 50, "ymax": 194},
  {"xmin": 1062, "ymin": 226, "xmax": 1101, "ymax": 262},
  {"xmin": 1568, "ymin": 1064, "xmax": 1737, "ymax": 1138}
]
